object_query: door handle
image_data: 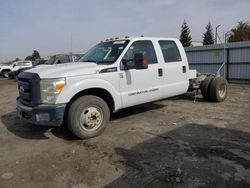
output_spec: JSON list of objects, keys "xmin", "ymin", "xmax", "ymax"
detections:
[
  {"xmin": 158, "ymin": 68, "xmax": 163, "ymax": 77},
  {"xmin": 182, "ymin": 66, "xmax": 186, "ymax": 73}
]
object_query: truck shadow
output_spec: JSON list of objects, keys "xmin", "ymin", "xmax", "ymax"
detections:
[
  {"xmin": 170, "ymin": 92, "xmax": 205, "ymax": 102},
  {"xmin": 0, "ymin": 111, "xmax": 74, "ymax": 140},
  {"xmin": 104, "ymin": 124, "xmax": 250, "ymax": 188},
  {"xmin": 0, "ymin": 94, "xmax": 214, "ymax": 141},
  {"xmin": 111, "ymin": 102, "xmax": 165, "ymax": 120},
  {"xmin": 0, "ymin": 103, "xmax": 165, "ymax": 140}
]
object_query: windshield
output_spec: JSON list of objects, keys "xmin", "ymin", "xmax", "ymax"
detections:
[{"xmin": 79, "ymin": 40, "xmax": 129, "ymax": 64}]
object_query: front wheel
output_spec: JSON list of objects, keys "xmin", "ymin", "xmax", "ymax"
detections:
[
  {"xmin": 67, "ymin": 95, "xmax": 110, "ymax": 139},
  {"xmin": 2, "ymin": 70, "xmax": 10, "ymax": 78}
]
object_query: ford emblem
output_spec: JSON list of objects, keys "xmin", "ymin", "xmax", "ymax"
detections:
[{"xmin": 19, "ymin": 86, "xmax": 25, "ymax": 93}]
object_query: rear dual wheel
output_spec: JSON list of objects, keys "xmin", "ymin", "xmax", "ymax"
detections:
[
  {"xmin": 200, "ymin": 76, "xmax": 228, "ymax": 102},
  {"xmin": 210, "ymin": 77, "xmax": 228, "ymax": 102},
  {"xmin": 200, "ymin": 76, "xmax": 213, "ymax": 101}
]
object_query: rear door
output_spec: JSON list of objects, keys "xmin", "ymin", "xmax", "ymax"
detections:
[
  {"xmin": 119, "ymin": 40, "xmax": 163, "ymax": 108},
  {"xmin": 158, "ymin": 40, "xmax": 189, "ymax": 97}
]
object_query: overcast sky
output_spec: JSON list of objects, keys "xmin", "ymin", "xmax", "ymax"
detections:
[{"xmin": 0, "ymin": 0, "xmax": 249, "ymax": 61}]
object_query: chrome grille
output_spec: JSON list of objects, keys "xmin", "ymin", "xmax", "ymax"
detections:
[{"xmin": 17, "ymin": 72, "xmax": 41, "ymax": 106}]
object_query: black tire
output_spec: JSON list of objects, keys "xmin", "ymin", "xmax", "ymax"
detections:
[
  {"xmin": 200, "ymin": 76, "xmax": 213, "ymax": 101},
  {"xmin": 209, "ymin": 77, "xmax": 228, "ymax": 102},
  {"xmin": 14, "ymin": 74, "xmax": 18, "ymax": 80},
  {"xmin": 2, "ymin": 70, "xmax": 10, "ymax": 78},
  {"xmin": 8, "ymin": 74, "xmax": 14, "ymax": 79},
  {"xmin": 67, "ymin": 95, "xmax": 110, "ymax": 139}
]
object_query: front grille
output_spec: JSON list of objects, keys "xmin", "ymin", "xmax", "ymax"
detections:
[{"xmin": 18, "ymin": 72, "xmax": 41, "ymax": 107}]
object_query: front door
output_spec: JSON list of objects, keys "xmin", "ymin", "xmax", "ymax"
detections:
[{"xmin": 119, "ymin": 40, "xmax": 163, "ymax": 108}]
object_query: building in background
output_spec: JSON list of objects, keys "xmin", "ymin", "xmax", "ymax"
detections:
[{"xmin": 191, "ymin": 40, "xmax": 203, "ymax": 47}]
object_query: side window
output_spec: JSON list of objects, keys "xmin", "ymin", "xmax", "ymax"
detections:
[
  {"xmin": 23, "ymin": 62, "xmax": 31, "ymax": 66},
  {"xmin": 58, "ymin": 56, "xmax": 70, "ymax": 64},
  {"xmin": 158, "ymin": 40, "xmax": 182, "ymax": 62},
  {"xmin": 17, "ymin": 62, "xmax": 23, "ymax": 66},
  {"xmin": 122, "ymin": 40, "xmax": 158, "ymax": 65}
]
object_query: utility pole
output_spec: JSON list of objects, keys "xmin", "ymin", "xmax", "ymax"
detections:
[
  {"xmin": 70, "ymin": 33, "xmax": 72, "ymax": 54},
  {"xmin": 217, "ymin": 30, "xmax": 230, "ymax": 78},
  {"xmin": 215, "ymin": 24, "xmax": 221, "ymax": 44},
  {"xmin": 224, "ymin": 31, "xmax": 231, "ymax": 44}
]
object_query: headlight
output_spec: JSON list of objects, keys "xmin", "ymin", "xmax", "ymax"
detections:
[{"xmin": 40, "ymin": 78, "xmax": 66, "ymax": 104}]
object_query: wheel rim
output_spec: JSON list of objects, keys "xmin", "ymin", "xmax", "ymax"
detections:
[
  {"xmin": 4, "ymin": 72, "xmax": 9, "ymax": 78},
  {"xmin": 218, "ymin": 84, "xmax": 226, "ymax": 98},
  {"xmin": 80, "ymin": 106, "xmax": 103, "ymax": 132}
]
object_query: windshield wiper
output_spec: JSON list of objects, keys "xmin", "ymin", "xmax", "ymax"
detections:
[
  {"xmin": 84, "ymin": 60, "xmax": 96, "ymax": 63},
  {"xmin": 96, "ymin": 61, "xmax": 113, "ymax": 64}
]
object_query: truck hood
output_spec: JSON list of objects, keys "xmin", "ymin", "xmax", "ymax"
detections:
[{"xmin": 27, "ymin": 62, "xmax": 101, "ymax": 78}]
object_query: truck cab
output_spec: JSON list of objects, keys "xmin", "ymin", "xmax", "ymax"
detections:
[{"xmin": 16, "ymin": 37, "xmax": 228, "ymax": 139}]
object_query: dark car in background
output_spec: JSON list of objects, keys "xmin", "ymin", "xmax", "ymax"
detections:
[
  {"xmin": 8, "ymin": 54, "xmax": 83, "ymax": 79},
  {"xmin": 45, "ymin": 54, "xmax": 83, "ymax": 65}
]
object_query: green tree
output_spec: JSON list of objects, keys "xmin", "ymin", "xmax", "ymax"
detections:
[
  {"xmin": 179, "ymin": 20, "xmax": 192, "ymax": 47},
  {"xmin": 203, "ymin": 21, "xmax": 214, "ymax": 45},
  {"xmin": 25, "ymin": 56, "xmax": 33, "ymax": 61},
  {"xmin": 228, "ymin": 21, "xmax": 250, "ymax": 42},
  {"xmin": 32, "ymin": 50, "xmax": 40, "ymax": 60},
  {"xmin": 25, "ymin": 50, "xmax": 41, "ymax": 61},
  {"xmin": 14, "ymin": 57, "xmax": 20, "ymax": 61}
]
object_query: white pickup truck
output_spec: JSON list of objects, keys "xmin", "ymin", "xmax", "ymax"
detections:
[
  {"xmin": 0, "ymin": 60, "xmax": 32, "ymax": 78},
  {"xmin": 16, "ymin": 37, "xmax": 228, "ymax": 139}
]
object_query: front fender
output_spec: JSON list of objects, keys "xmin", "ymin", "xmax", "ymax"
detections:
[{"xmin": 56, "ymin": 77, "xmax": 122, "ymax": 110}]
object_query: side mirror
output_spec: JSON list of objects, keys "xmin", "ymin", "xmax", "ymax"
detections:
[
  {"xmin": 134, "ymin": 53, "xmax": 148, "ymax": 69},
  {"xmin": 121, "ymin": 59, "xmax": 129, "ymax": 70},
  {"xmin": 13, "ymin": 64, "xmax": 16, "ymax": 68}
]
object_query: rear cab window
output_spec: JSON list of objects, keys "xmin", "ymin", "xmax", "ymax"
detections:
[{"xmin": 158, "ymin": 40, "xmax": 182, "ymax": 62}]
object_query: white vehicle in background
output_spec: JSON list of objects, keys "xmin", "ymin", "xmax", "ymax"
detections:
[
  {"xmin": 0, "ymin": 60, "xmax": 32, "ymax": 78},
  {"xmin": 16, "ymin": 37, "xmax": 228, "ymax": 139}
]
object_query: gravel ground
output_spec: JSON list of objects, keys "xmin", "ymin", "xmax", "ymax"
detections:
[{"xmin": 0, "ymin": 78, "xmax": 250, "ymax": 188}]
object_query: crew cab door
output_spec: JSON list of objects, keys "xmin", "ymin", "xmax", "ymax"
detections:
[
  {"xmin": 158, "ymin": 40, "xmax": 189, "ymax": 98},
  {"xmin": 119, "ymin": 40, "xmax": 163, "ymax": 108}
]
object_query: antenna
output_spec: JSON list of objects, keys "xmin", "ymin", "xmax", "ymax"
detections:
[{"xmin": 70, "ymin": 33, "xmax": 72, "ymax": 54}]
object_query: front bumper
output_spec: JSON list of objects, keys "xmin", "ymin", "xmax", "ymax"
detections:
[{"xmin": 16, "ymin": 97, "xmax": 66, "ymax": 126}]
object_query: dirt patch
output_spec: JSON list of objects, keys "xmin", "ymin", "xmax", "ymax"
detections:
[{"xmin": 0, "ymin": 78, "xmax": 250, "ymax": 188}]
